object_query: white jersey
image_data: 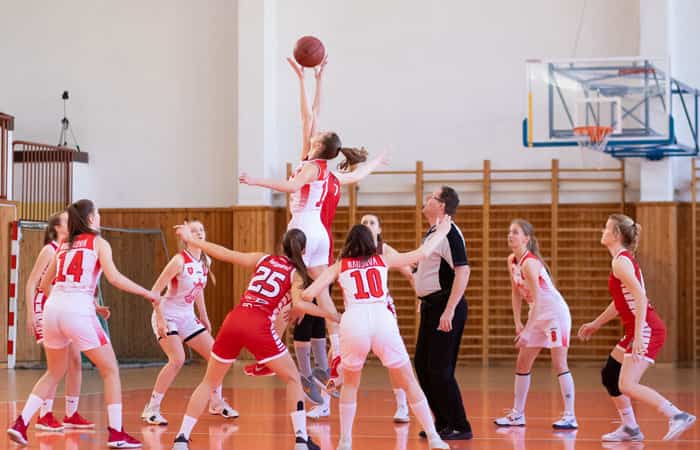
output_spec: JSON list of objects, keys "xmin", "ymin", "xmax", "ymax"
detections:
[
  {"xmin": 289, "ymin": 159, "xmax": 330, "ymax": 216},
  {"xmin": 510, "ymin": 251, "xmax": 568, "ymax": 319},
  {"xmin": 162, "ymin": 249, "xmax": 208, "ymax": 311},
  {"xmin": 52, "ymin": 234, "xmax": 102, "ymax": 295},
  {"xmin": 338, "ymin": 255, "xmax": 389, "ymax": 307}
]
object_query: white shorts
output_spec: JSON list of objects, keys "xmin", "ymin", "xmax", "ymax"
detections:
[
  {"xmin": 151, "ymin": 308, "xmax": 207, "ymax": 342},
  {"xmin": 288, "ymin": 215, "xmax": 331, "ymax": 268},
  {"xmin": 340, "ymin": 302, "xmax": 410, "ymax": 372},
  {"xmin": 43, "ymin": 292, "xmax": 110, "ymax": 351},
  {"xmin": 522, "ymin": 303, "xmax": 572, "ymax": 349}
]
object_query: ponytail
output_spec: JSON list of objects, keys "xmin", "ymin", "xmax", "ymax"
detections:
[
  {"xmin": 337, "ymin": 147, "xmax": 368, "ymax": 172},
  {"xmin": 283, "ymin": 229, "xmax": 312, "ymax": 288},
  {"xmin": 512, "ymin": 219, "xmax": 551, "ymax": 275},
  {"xmin": 609, "ymin": 213, "xmax": 641, "ymax": 252},
  {"xmin": 67, "ymin": 199, "xmax": 98, "ymax": 246}
]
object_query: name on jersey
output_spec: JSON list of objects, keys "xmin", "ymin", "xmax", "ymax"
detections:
[
  {"xmin": 63, "ymin": 239, "xmax": 90, "ymax": 250},
  {"xmin": 266, "ymin": 259, "xmax": 292, "ymax": 271},
  {"xmin": 343, "ymin": 255, "xmax": 384, "ymax": 270}
]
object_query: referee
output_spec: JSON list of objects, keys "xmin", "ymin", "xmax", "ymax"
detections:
[{"xmin": 414, "ymin": 186, "xmax": 472, "ymax": 440}]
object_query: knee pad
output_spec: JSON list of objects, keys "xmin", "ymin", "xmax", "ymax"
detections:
[
  {"xmin": 601, "ymin": 355, "xmax": 622, "ymax": 397},
  {"xmin": 293, "ymin": 314, "xmax": 314, "ymax": 342},
  {"xmin": 311, "ymin": 316, "xmax": 326, "ymax": 339}
]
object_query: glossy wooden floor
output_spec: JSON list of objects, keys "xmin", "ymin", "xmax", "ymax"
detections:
[{"xmin": 1, "ymin": 363, "xmax": 698, "ymax": 449}]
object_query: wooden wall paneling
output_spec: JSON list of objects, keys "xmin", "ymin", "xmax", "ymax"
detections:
[
  {"xmin": 693, "ymin": 159, "xmax": 699, "ymax": 365},
  {"xmin": 635, "ymin": 202, "xmax": 678, "ymax": 364},
  {"xmin": 0, "ymin": 201, "xmax": 18, "ymax": 362},
  {"xmin": 677, "ymin": 202, "xmax": 694, "ymax": 364},
  {"xmin": 14, "ymin": 228, "xmax": 45, "ymax": 363}
]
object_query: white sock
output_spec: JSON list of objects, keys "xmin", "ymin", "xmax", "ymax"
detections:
[
  {"xmin": 339, "ymin": 403, "xmax": 357, "ymax": 445},
  {"xmin": 311, "ymin": 338, "xmax": 329, "ymax": 370},
  {"xmin": 22, "ymin": 394, "xmax": 44, "ymax": 423},
  {"xmin": 294, "ymin": 342, "xmax": 313, "ymax": 378},
  {"xmin": 557, "ymin": 371, "xmax": 575, "ymax": 415},
  {"xmin": 40, "ymin": 399, "xmax": 54, "ymax": 417},
  {"xmin": 514, "ymin": 372, "xmax": 531, "ymax": 414},
  {"xmin": 210, "ymin": 385, "xmax": 223, "ymax": 402},
  {"xmin": 290, "ymin": 410, "xmax": 308, "ymax": 441},
  {"xmin": 329, "ymin": 334, "xmax": 341, "ymax": 358},
  {"xmin": 149, "ymin": 391, "xmax": 164, "ymax": 408},
  {"xmin": 65, "ymin": 396, "xmax": 79, "ymax": 417},
  {"xmin": 178, "ymin": 415, "xmax": 198, "ymax": 440},
  {"xmin": 409, "ymin": 399, "xmax": 438, "ymax": 437},
  {"xmin": 107, "ymin": 404, "xmax": 122, "ymax": 431},
  {"xmin": 659, "ymin": 401, "xmax": 682, "ymax": 418},
  {"xmin": 618, "ymin": 406, "xmax": 638, "ymax": 428},
  {"xmin": 393, "ymin": 389, "xmax": 407, "ymax": 408}
]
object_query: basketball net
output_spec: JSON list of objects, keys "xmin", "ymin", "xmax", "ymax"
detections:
[{"xmin": 574, "ymin": 126, "xmax": 613, "ymax": 168}]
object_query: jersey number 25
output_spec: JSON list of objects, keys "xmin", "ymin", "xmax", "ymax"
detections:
[{"xmin": 248, "ymin": 266, "xmax": 286, "ymax": 298}]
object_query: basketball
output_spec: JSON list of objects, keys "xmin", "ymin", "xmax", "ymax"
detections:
[{"xmin": 293, "ymin": 36, "xmax": 325, "ymax": 68}]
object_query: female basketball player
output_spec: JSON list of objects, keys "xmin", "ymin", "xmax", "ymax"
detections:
[
  {"xmin": 8, "ymin": 199, "xmax": 161, "ymax": 449},
  {"xmin": 170, "ymin": 225, "xmax": 339, "ymax": 450},
  {"xmin": 141, "ymin": 220, "xmax": 237, "ymax": 425},
  {"xmin": 360, "ymin": 213, "xmax": 415, "ymax": 423},
  {"xmin": 239, "ymin": 55, "xmax": 387, "ymax": 404},
  {"xmin": 494, "ymin": 219, "xmax": 577, "ymax": 429},
  {"xmin": 302, "ymin": 219, "xmax": 455, "ymax": 450},
  {"xmin": 578, "ymin": 214, "xmax": 696, "ymax": 441},
  {"xmin": 24, "ymin": 211, "xmax": 96, "ymax": 431}
]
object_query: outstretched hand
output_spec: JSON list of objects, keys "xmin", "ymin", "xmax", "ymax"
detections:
[
  {"xmin": 287, "ymin": 57, "xmax": 304, "ymax": 79},
  {"xmin": 314, "ymin": 55, "xmax": 328, "ymax": 80},
  {"xmin": 174, "ymin": 222, "xmax": 193, "ymax": 243},
  {"xmin": 239, "ymin": 172, "xmax": 254, "ymax": 186}
]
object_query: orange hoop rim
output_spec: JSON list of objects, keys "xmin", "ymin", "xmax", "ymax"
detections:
[{"xmin": 573, "ymin": 126, "xmax": 613, "ymax": 144}]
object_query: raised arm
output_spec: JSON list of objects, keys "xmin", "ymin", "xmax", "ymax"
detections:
[
  {"xmin": 302, "ymin": 262, "xmax": 341, "ymax": 302},
  {"xmin": 383, "ymin": 243, "xmax": 415, "ymax": 288},
  {"xmin": 26, "ymin": 246, "xmax": 55, "ymax": 333},
  {"xmin": 175, "ymin": 224, "xmax": 264, "ymax": 268},
  {"xmin": 291, "ymin": 272, "xmax": 339, "ymax": 322},
  {"xmin": 240, "ymin": 163, "xmax": 318, "ymax": 194},
  {"xmin": 334, "ymin": 151, "xmax": 389, "ymax": 185},
  {"xmin": 96, "ymin": 237, "xmax": 159, "ymax": 302},
  {"xmin": 309, "ymin": 56, "xmax": 328, "ymax": 134},
  {"xmin": 383, "ymin": 216, "xmax": 453, "ymax": 268},
  {"xmin": 287, "ymin": 57, "xmax": 313, "ymax": 161}
]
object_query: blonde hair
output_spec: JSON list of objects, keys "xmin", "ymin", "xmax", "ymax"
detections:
[{"xmin": 608, "ymin": 213, "xmax": 641, "ymax": 252}]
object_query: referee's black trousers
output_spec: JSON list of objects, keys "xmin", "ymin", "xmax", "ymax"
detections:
[{"xmin": 414, "ymin": 294, "xmax": 471, "ymax": 433}]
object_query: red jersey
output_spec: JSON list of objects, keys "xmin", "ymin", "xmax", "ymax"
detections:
[
  {"xmin": 321, "ymin": 172, "xmax": 341, "ymax": 264},
  {"xmin": 238, "ymin": 255, "xmax": 295, "ymax": 320},
  {"xmin": 53, "ymin": 234, "xmax": 102, "ymax": 295},
  {"xmin": 608, "ymin": 250, "xmax": 661, "ymax": 328}
]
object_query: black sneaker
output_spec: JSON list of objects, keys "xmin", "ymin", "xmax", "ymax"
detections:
[
  {"xmin": 295, "ymin": 436, "xmax": 321, "ymax": 450},
  {"xmin": 172, "ymin": 434, "xmax": 190, "ymax": 450},
  {"xmin": 441, "ymin": 429, "xmax": 473, "ymax": 440},
  {"xmin": 419, "ymin": 427, "xmax": 450, "ymax": 439}
]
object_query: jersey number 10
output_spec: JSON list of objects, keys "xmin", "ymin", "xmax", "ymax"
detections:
[{"xmin": 349, "ymin": 268, "xmax": 384, "ymax": 300}]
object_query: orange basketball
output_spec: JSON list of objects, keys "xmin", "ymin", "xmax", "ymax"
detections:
[{"xmin": 293, "ymin": 36, "xmax": 325, "ymax": 68}]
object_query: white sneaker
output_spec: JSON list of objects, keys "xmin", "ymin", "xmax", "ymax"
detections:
[
  {"xmin": 662, "ymin": 412, "xmax": 696, "ymax": 441},
  {"xmin": 208, "ymin": 398, "xmax": 240, "ymax": 419},
  {"xmin": 601, "ymin": 425, "xmax": 644, "ymax": 442},
  {"xmin": 495, "ymin": 409, "xmax": 525, "ymax": 427},
  {"xmin": 427, "ymin": 435, "xmax": 450, "ymax": 449},
  {"xmin": 141, "ymin": 404, "xmax": 168, "ymax": 426},
  {"xmin": 552, "ymin": 413, "xmax": 578, "ymax": 430},
  {"xmin": 307, "ymin": 403, "xmax": 330, "ymax": 420},
  {"xmin": 393, "ymin": 404, "xmax": 410, "ymax": 423}
]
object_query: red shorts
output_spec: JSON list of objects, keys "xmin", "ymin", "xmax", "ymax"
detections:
[
  {"xmin": 211, "ymin": 306, "xmax": 287, "ymax": 365},
  {"xmin": 616, "ymin": 310, "xmax": 666, "ymax": 363}
]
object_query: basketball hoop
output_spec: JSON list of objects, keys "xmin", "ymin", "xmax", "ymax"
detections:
[{"xmin": 573, "ymin": 126, "xmax": 613, "ymax": 152}]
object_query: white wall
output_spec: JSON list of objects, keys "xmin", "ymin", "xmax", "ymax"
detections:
[
  {"xmin": 0, "ymin": 0, "xmax": 237, "ymax": 208},
  {"xmin": 266, "ymin": 0, "xmax": 640, "ymax": 204}
]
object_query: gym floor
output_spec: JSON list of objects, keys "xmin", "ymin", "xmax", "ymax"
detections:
[{"xmin": 1, "ymin": 363, "xmax": 698, "ymax": 449}]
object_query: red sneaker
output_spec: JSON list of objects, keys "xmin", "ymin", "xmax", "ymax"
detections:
[
  {"xmin": 108, "ymin": 427, "xmax": 142, "ymax": 448},
  {"xmin": 63, "ymin": 412, "xmax": 95, "ymax": 429},
  {"xmin": 36, "ymin": 412, "xmax": 64, "ymax": 431},
  {"xmin": 7, "ymin": 416, "xmax": 29, "ymax": 445},
  {"xmin": 243, "ymin": 362, "xmax": 275, "ymax": 377}
]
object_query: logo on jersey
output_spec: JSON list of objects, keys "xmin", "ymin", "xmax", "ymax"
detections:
[
  {"xmin": 187, "ymin": 267, "xmax": 194, "ymax": 275},
  {"xmin": 184, "ymin": 280, "xmax": 206, "ymax": 304}
]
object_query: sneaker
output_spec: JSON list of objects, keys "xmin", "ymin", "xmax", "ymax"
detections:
[
  {"xmin": 244, "ymin": 362, "xmax": 275, "ymax": 377},
  {"xmin": 441, "ymin": 428, "xmax": 473, "ymax": 440},
  {"xmin": 141, "ymin": 404, "xmax": 168, "ymax": 426},
  {"xmin": 495, "ymin": 409, "xmax": 526, "ymax": 427},
  {"xmin": 307, "ymin": 403, "xmax": 330, "ymax": 420},
  {"xmin": 209, "ymin": 398, "xmax": 240, "ymax": 419},
  {"xmin": 601, "ymin": 425, "xmax": 644, "ymax": 442},
  {"xmin": 393, "ymin": 404, "xmax": 410, "ymax": 423},
  {"xmin": 7, "ymin": 416, "xmax": 29, "ymax": 446},
  {"xmin": 662, "ymin": 412, "xmax": 696, "ymax": 441},
  {"xmin": 301, "ymin": 376, "xmax": 324, "ymax": 405},
  {"xmin": 552, "ymin": 413, "xmax": 578, "ymax": 430},
  {"xmin": 172, "ymin": 433, "xmax": 190, "ymax": 450},
  {"xmin": 36, "ymin": 412, "xmax": 64, "ymax": 431},
  {"xmin": 63, "ymin": 412, "xmax": 95, "ymax": 429},
  {"xmin": 107, "ymin": 427, "xmax": 142, "ymax": 448},
  {"xmin": 295, "ymin": 435, "xmax": 321, "ymax": 450},
  {"xmin": 428, "ymin": 435, "xmax": 450, "ymax": 449}
]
